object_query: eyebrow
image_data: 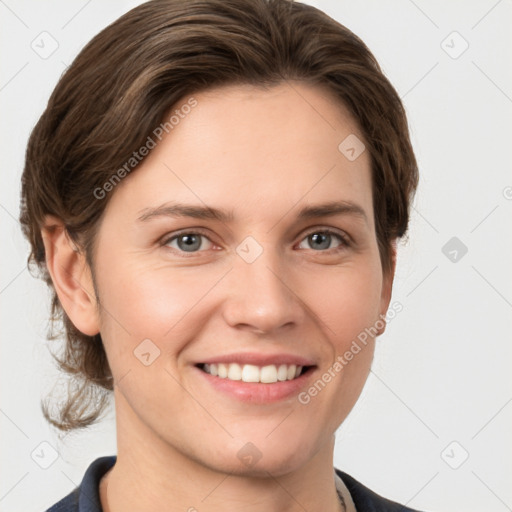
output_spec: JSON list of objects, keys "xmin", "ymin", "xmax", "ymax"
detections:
[{"xmin": 137, "ymin": 200, "xmax": 368, "ymax": 224}]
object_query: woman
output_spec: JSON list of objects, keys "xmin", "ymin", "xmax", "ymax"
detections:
[{"xmin": 20, "ymin": 0, "xmax": 423, "ymax": 510}]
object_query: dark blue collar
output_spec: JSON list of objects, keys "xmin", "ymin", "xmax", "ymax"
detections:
[{"xmin": 46, "ymin": 456, "xmax": 424, "ymax": 511}]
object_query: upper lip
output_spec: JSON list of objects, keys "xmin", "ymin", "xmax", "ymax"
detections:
[{"xmin": 197, "ymin": 352, "xmax": 316, "ymax": 367}]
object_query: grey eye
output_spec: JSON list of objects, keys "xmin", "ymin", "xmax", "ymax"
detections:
[
  {"xmin": 299, "ymin": 231, "xmax": 344, "ymax": 251},
  {"xmin": 308, "ymin": 233, "xmax": 331, "ymax": 250},
  {"xmin": 177, "ymin": 234, "xmax": 202, "ymax": 252},
  {"xmin": 166, "ymin": 233, "xmax": 213, "ymax": 253},
  {"xmin": 299, "ymin": 231, "xmax": 347, "ymax": 251}
]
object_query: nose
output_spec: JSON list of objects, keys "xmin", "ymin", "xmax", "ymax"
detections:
[{"xmin": 221, "ymin": 244, "xmax": 305, "ymax": 335}]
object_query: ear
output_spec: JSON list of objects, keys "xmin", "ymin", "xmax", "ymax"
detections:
[
  {"xmin": 377, "ymin": 239, "xmax": 397, "ymax": 336},
  {"xmin": 41, "ymin": 215, "xmax": 100, "ymax": 336}
]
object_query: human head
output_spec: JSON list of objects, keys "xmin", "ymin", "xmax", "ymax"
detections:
[{"xmin": 20, "ymin": 0, "xmax": 418, "ymax": 432}]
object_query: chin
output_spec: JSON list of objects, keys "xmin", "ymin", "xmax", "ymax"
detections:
[
  {"xmin": 214, "ymin": 454, "xmax": 309, "ymax": 479},
  {"xmin": 202, "ymin": 433, "xmax": 319, "ymax": 478}
]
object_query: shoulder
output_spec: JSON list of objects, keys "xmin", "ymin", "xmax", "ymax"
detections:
[
  {"xmin": 47, "ymin": 459, "xmax": 427, "ymax": 512},
  {"xmin": 45, "ymin": 489, "xmax": 79, "ymax": 512},
  {"xmin": 335, "ymin": 468, "xmax": 427, "ymax": 512},
  {"xmin": 45, "ymin": 456, "xmax": 116, "ymax": 512}
]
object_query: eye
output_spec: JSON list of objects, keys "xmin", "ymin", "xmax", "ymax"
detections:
[
  {"xmin": 162, "ymin": 231, "xmax": 214, "ymax": 253},
  {"xmin": 297, "ymin": 229, "xmax": 349, "ymax": 251},
  {"xmin": 161, "ymin": 228, "xmax": 349, "ymax": 255}
]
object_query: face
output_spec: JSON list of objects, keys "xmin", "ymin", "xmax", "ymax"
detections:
[{"xmin": 88, "ymin": 82, "xmax": 393, "ymax": 476}]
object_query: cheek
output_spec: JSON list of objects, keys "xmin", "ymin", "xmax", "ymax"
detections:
[
  {"xmin": 292, "ymin": 262, "xmax": 383, "ymax": 433},
  {"xmin": 299, "ymin": 259, "xmax": 384, "ymax": 348},
  {"xmin": 97, "ymin": 254, "xmax": 383, "ymax": 339},
  {"xmin": 95, "ymin": 259, "xmax": 226, "ymax": 351}
]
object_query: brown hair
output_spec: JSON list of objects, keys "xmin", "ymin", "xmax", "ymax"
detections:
[{"xmin": 20, "ymin": 0, "xmax": 418, "ymax": 432}]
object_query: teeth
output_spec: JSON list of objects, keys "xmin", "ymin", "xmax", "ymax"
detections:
[
  {"xmin": 202, "ymin": 363, "xmax": 303, "ymax": 383},
  {"xmin": 218, "ymin": 363, "xmax": 228, "ymax": 378},
  {"xmin": 277, "ymin": 364, "xmax": 288, "ymax": 381},
  {"xmin": 242, "ymin": 364, "xmax": 260, "ymax": 383},
  {"xmin": 260, "ymin": 365, "xmax": 278, "ymax": 383},
  {"xmin": 227, "ymin": 363, "xmax": 242, "ymax": 381}
]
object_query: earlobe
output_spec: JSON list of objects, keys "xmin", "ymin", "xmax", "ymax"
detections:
[{"xmin": 41, "ymin": 215, "xmax": 100, "ymax": 336}]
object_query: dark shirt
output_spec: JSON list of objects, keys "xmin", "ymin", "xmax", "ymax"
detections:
[{"xmin": 46, "ymin": 456, "xmax": 424, "ymax": 511}]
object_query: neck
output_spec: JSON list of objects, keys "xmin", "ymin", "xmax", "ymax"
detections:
[{"xmin": 101, "ymin": 391, "xmax": 354, "ymax": 512}]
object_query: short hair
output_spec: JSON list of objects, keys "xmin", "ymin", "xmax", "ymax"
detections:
[{"xmin": 19, "ymin": 0, "xmax": 418, "ymax": 432}]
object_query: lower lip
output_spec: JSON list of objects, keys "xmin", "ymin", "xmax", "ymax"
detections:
[{"xmin": 194, "ymin": 366, "xmax": 315, "ymax": 403}]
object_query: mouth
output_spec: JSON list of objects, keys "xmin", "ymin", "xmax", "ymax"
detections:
[
  {"xmin": 196, "ymin": 362, "xmax": 314, "ymax": 384},
  {"xmin": 193, "ymin": 352, "xmax": 318, "ymax": 403}
]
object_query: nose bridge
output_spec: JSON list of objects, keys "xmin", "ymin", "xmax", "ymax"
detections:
[{"xmin": 222, "ymin": 236, "xmax": 303, "ymax": 333}]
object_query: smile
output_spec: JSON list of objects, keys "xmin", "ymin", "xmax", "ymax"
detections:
[{"xmin": 199, "ymin": 363, "xmax": 308, "ymax": 383}]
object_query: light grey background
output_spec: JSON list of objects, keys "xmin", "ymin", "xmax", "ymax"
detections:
[{"xmin": 1, "ymin": 1, "xmax": 511, "ymax": 511}]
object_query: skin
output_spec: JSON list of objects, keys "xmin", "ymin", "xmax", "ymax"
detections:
[{"xmin": 42, "ymin": 81, "xmax": 395, "ymax": 512}]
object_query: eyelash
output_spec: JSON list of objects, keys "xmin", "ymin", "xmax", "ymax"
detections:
[{"xmin": 159, "ymin": 228, "xmax": 351, "ymax": 257}]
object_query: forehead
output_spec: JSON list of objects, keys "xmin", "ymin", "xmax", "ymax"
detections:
[{"xmin": 103, "ymin": 81, "xmax": 373, "ymax": 227}]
